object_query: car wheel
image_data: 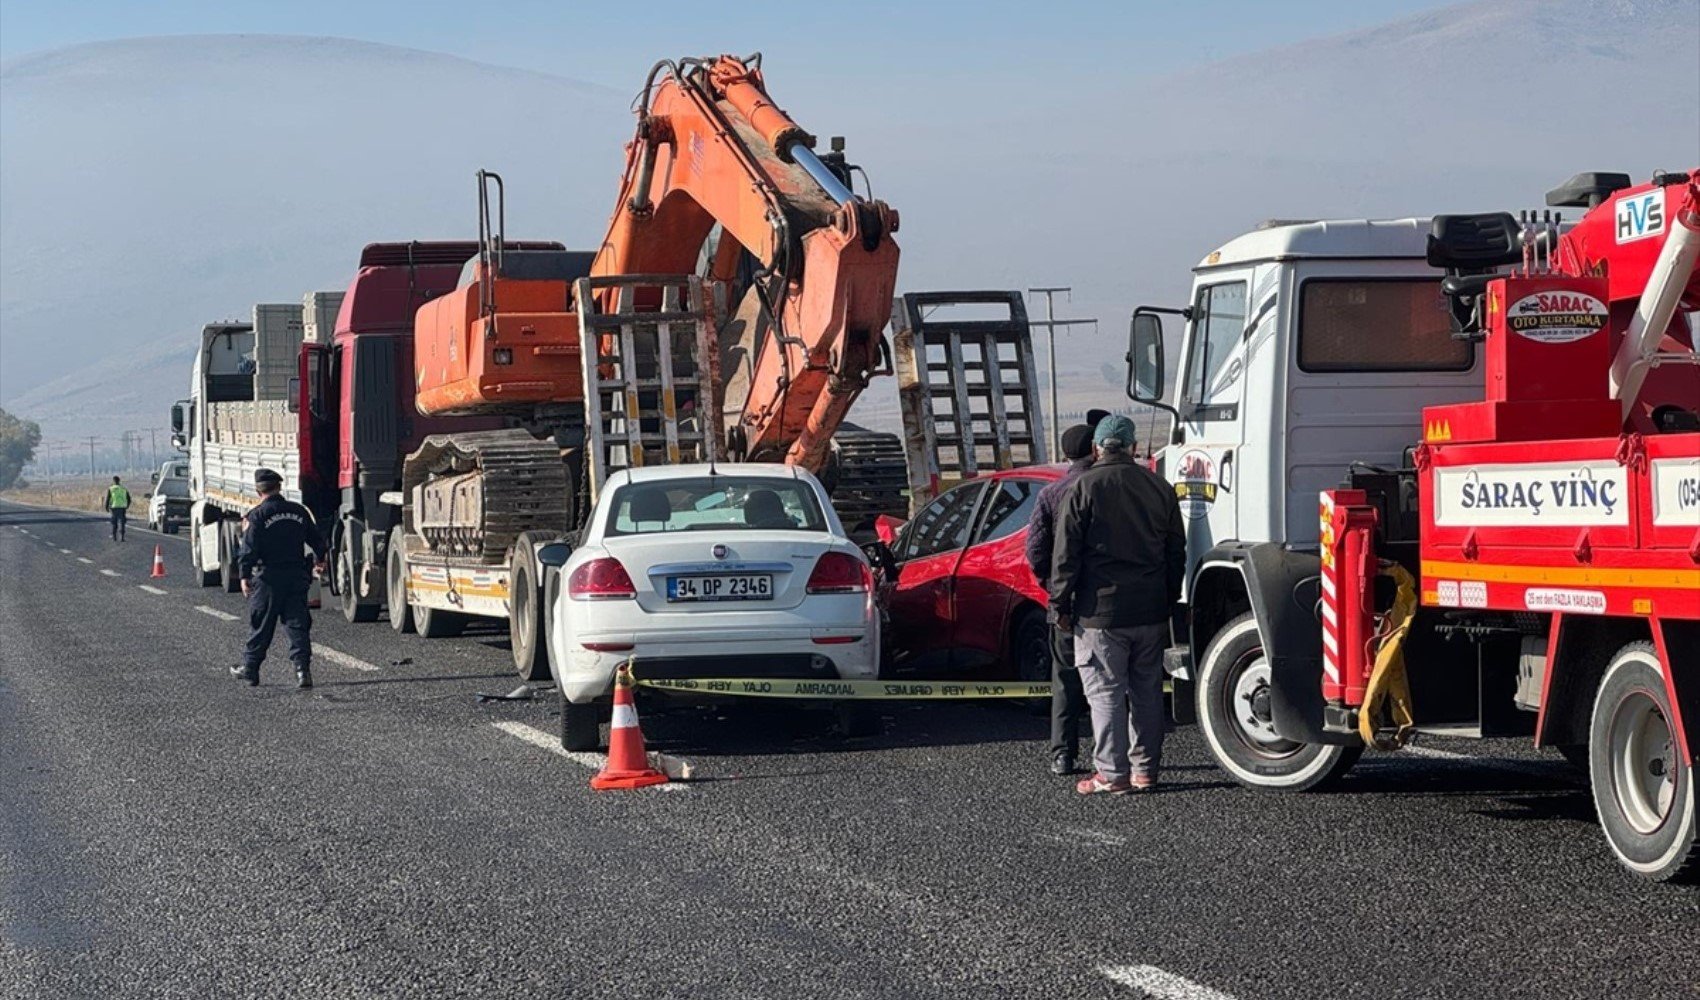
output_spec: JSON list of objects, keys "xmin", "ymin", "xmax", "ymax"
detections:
[
  {"xmin": 1589, "ymin": 641, "xmax": 1697, "ymax": 882},
  {"xmin": 509, "ymin": 532, "xmax": 552, "ymax": 683},
  {"xmin": 1012, "ymin": 606, "xmax": 1051, "ymax": 684},
  {"xmin": 1196, "ymin": 611, "xmax": 1361, "ymax": 792},
  {"xmin": 560, "ymin": 700, "xmax": 602, "ymax": 751},
  {"xmin": 387, "ymin": 527, "xmax": 414, "ymax": 634},
  {"xmin": 415, "ymin": 603, "xmax": 467, "ymax": 639}
]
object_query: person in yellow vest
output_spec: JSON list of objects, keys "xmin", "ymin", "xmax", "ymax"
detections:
[{"xmin": 102, "ymin": 475, "xmax": 131, "ymax": 542}]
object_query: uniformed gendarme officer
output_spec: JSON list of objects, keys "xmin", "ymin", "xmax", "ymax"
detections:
[{"xmin": 231, "ymin": 468, "xmax": 328, "ymax": 689}]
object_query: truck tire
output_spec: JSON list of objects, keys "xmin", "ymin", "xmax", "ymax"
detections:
[
  {"xmin": 339, "ymin": 537, "xmax": 380, "ymax": 624},
  {"xmin": 509, "ymin": 532, "xmax": 552, "ymax": 683},
  {"xmin": 219, "ymin": 521, "xmax": 242, "ymax": 594},
  {"xmin": 387, "ymin": 527, "xmax": 414, "ymax": 634},
  {"xmin": 1588, "ymin": 641, "xmax": 1697, "ymax": 882},
  {"xmin": 560, "ymin": 699, "xmax": 602, "ymax": 751},
  {"xmin": 1196, "ymin": 611, "xmax": 1361, "ymax": 792},
  {"xmin": 415, "ymin": 603, "xmax": 466, "ymax": 639}
]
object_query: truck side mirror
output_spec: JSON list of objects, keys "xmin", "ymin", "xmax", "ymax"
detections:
[
  {"xmin": 151, "ymin": 472, "xmax": 159, "ymax": 483},
  {"xmin": 537, "ymin": 542, "xmax": 572, "ymax": 568},
  {"xmin": 1127, "ymin": 312, "xmax": 1166, "ymax": 404},
  {"xmin": 286, "ymin": 376, "xmax": 301, "ymax": 414}
]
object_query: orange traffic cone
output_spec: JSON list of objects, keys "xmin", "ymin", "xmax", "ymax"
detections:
[
  {"xmin": 150, "ymin": 545, "xmax": 166, "ymax": 579},
  {"xmin": 590, "ymin": 664, "xmax": 668, "ymax": 790}
]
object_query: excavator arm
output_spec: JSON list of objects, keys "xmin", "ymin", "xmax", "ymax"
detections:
[{"xmin": 590, "ymin": 54, "xmax": 900, "ymax": 471}]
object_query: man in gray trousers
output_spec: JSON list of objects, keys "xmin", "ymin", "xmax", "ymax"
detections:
[{"xmin": 1050, "ymin": 415, "xmax": 1186, "ymax": 794}]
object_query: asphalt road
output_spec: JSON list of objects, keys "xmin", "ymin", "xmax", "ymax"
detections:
[{"xmin": 1, "ymin": 498, "xmax": 1695, "ymax": 1000}]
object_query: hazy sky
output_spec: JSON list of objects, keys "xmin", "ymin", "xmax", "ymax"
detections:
[{"xmin": 1, "ymin": 0, "xmax": 1455, "ymax": 86}]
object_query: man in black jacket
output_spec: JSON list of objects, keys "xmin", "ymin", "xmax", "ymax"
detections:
[
  {"xmin": 1025, "ymin": 422, "xmax": 1097, "ymax": 775},
  {"xmin": 231, "ymin": 468, "xmax": 328, "ymax": 689},
  {"xmin": 1051, "ymin": 415, "xmax": 1185, "ymax": 794}
]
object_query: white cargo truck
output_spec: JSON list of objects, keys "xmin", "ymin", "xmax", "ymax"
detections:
[{"xmin": 172, "ymin": 308, "xmax": 310, "ymax": 590}]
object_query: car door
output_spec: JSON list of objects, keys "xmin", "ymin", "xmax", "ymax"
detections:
[
  {"xmin": 884, "ymin": 480, "xmax": 989, "ymax": 671},
  {"xmin": 950, "ymin": 476, "xmax": 1043, "ymax": 670},
  {"xmin": 1173, "ymin": 274, "xmax": 1251, "ymax": 565}
]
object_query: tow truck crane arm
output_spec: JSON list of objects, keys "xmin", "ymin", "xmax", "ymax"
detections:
[{"xmin": 591, "ymin": 54, "xmax": 901, "ymax": 471}]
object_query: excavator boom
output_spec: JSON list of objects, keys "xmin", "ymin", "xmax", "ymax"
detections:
[{"xmin": 592, "ymin": 54, "xmax": 901, "ymax": 470}]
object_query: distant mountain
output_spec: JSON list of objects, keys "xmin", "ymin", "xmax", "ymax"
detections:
[{"xmin": 2, "ymin": 3, "xmax": 1695, "ymax": 444}]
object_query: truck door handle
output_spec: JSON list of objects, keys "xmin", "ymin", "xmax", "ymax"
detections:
[{"xmin": 1220, "ymin": 450, "xmax": 1235, "ymax": 493}]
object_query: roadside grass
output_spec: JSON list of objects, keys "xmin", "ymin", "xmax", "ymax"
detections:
[{"xmin": 1, "ymin": 484, "xmax": 106, "ymax": 512}]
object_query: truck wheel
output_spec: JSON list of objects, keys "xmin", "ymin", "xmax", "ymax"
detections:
[
  {"xmin": 219, "ymin": 521, "xmax": 242, "ymax": 593},
  {"xmin": 560, "ymin": 700, "xmax": 602, "ymax": 751},
  {"xmin": 1589, "ymin": 641, "xmax": 1697, "ymax": 882},
  {"xmin": 339, "ymin": 539, "xmax": 380, "ymax": 624},
  {"xmin": 386, "ymin": 528, "xmax": 414, "ymax": 634},
  {"xmin": 509, "ymin": 533, "xmax": 552, "ymax": 683},
  {"xmin": 415, "ymin": 604, "xmax": 466, "ymax": 639},
  {"xmin": 1196, "ymin": 611, "xmax": 1361, "ymax": 792}
]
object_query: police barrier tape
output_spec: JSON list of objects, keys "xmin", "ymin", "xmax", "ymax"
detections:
[{"xmin": 633, "ymin": 676, "xmax": 1053, "ymax": 700}]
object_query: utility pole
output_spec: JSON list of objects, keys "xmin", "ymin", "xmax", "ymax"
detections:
[
  {"xmin": 147, "ymin": 427, "xmax": 162, "ymax": 469},
  {"xmin": 1027, "ymin": 288, "xmax": 1098, "ymax": 455},
  {"xmin": 85, "ymin": 436, "xmax": 99, "ymax": 485}
]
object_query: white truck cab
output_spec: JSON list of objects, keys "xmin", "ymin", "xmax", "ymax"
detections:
[{"xmin": 1129, "ymin": 218, "xmax": 1486, "ymax": 789}]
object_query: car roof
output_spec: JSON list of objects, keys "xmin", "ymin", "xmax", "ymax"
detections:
[
  {"xmin": 964, "ymin": 464, "xmax": 1067, "ymax": 484},
  {"xmin": 609, "ymin": 463, "xmax": 808, "ymax": 485}
]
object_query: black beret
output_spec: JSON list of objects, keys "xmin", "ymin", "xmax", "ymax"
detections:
[
  {"xmin": 254, "ymin": 468, "xmax": 283, "ymax": 485},
  {"xmin": 1061, "ymin": 424, "xmax": 1095, "ymax": 460}
]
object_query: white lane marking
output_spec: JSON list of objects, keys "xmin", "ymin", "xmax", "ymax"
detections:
[
  {"xmin": 77, "ymin": 557, "xmax": 93, "ymax": 564},
  {"xmin": 59, "ymin": 548, "xmax": 73, "ymax": 554},
  {"xmin": 1100, "ymin": 965, "xmax": 1239, "ymax": 1000},
  {"xmin": 138, "ymin": 585, "xmax": 168, "ymax": 595},
  {"xmin": 489, "ymin": 721, "xmax": 688, "ymax": 792},
  {"xmin": 195, "ymin": 605, "xmax": 238, "ymax": 621},
  {"xmin": 1393, "ymin": 745, "xmax": 1561, "ymax": 778},
  {"xmin": 492, "ymin": 721, "xmax": 604, "ymax": 769},
  {"xmin": 316, "ymin": 646, "xmax": 379, "ymax": 673},
  {"xmin": 99, "ymin": 569, "xmax": 121, "ymax": 577}
]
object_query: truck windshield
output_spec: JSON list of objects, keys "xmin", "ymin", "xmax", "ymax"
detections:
[{"xmin": 605, "ymin": 477, "xmax": 828, "ymax": 535}]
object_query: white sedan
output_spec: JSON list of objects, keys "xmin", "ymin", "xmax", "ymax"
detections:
[{"xmin": 542, "ymin": 463, "xmax": 879, "ymax": 749}]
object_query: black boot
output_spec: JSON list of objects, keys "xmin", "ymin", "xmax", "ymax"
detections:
[
  {"xmin": 230, "ymin": 664, "xmax": 258, "ymax": 686},
  {"xmin": 296, "ymin": 667, "xmax": 313, "ymax": 690},
  {"xmin": 1051, "ymin": 749, "xmax": 1078, "ymax": 776}
]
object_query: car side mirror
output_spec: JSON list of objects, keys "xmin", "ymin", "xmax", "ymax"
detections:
[
  {"xmin": 1127, "ymin": 311, "xmax": 1165, "ymax": 404},
  {"xmin": 150, "ymin": 472, "xmax": 160, "ymax": 483},
  {"xmin": 537, "ymin": 541, "xmax": 572, "ymax": 568},
  {"xmin": 874, "ymin": 514, "xmax": 904, "ymax": 545},
  {"xmin": 861, "ymin": 539, "xmax": 898, "ymax": 579}
]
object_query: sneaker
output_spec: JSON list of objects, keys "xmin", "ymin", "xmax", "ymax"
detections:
[
  {"xmin": 1075, "ymin": 773, "xmax": 1133, "ymax": 796},
  {"xmin": 295, "ymin": 668, "xmax": 313, "ymax": 690},
  {"xmin": 229, "ymin": 665, "xmax": 258, "ymax": 687},
  {"xmin": 1130, "ymin": 775, "xmax": 1158, "ymax": 792},
  {"xmin": 1050, "ymin": 751, "xmax": 1078, "ymax": 776}
]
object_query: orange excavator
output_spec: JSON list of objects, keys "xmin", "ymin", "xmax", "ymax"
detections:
[{"xmin": 392, "ymin": 54, "xmax": 906, "ymax": 677}]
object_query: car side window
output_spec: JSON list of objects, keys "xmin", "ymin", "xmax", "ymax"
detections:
[
  {"xmin": 895, "ymin": 482, "xmax": 986, "ymax": 561},
  {"xmin": 974, "ymin": 479, "xmax": 1039, "ymax": 545}
]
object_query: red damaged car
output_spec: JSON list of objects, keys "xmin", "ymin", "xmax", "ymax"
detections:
[{"xmin": 868, "ymin": 465, "xmax": 1065, "ymax": 681}]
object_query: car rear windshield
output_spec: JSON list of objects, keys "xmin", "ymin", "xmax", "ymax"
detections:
[
  {"xmin": 604, "ymin": 477, "xmax": 829, "ymax": 536},
  {"xmin": 157, "ymin": 478, "xmax": 191, "ymax": 498}
]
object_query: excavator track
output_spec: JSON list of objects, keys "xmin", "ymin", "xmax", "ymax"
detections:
[
  {"xmin": 826, "ymin": 423, "xmax": 909, "ymax": 536},
  {"xmin": 403, "ymin": 430, "xmax": 571, "ymax": 563}
]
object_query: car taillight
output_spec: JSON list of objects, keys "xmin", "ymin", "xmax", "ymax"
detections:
[
  {"xmin": 806, "ymin": 552, "xmax": 871, "ymax": 595},
  {"xmin": 568, "ymin": 558, "xmax": 636, "ymax": 600}
]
